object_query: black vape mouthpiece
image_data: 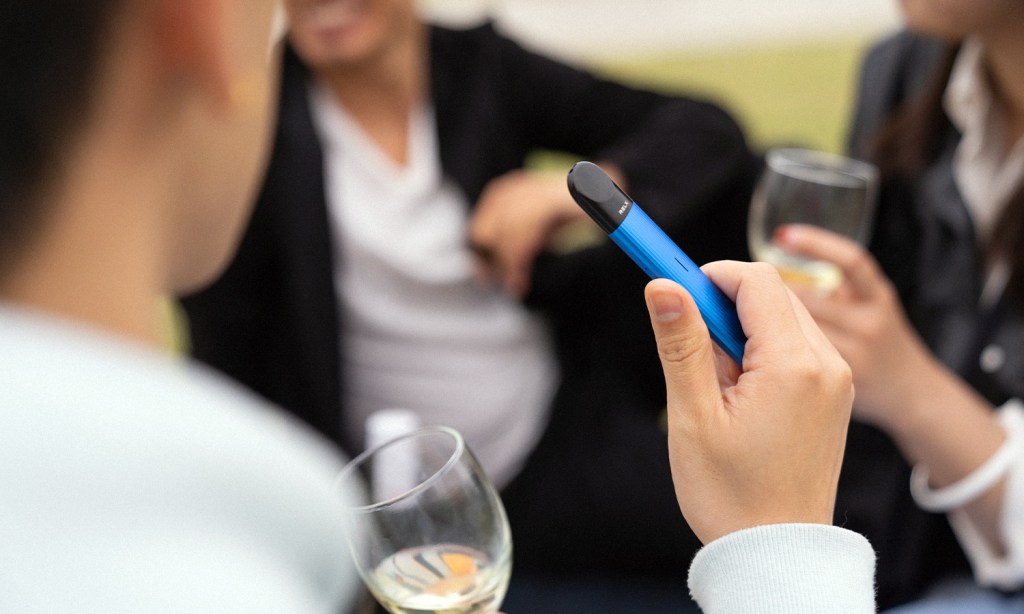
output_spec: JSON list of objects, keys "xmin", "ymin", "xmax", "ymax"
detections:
[{"xmin": 567, "ymin": 161, "xmax": 633, "ymax": 233}]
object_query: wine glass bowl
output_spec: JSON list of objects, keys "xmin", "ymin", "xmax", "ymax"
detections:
[
  {"xmin": 748, "ymin": 148, "xmax": 879, "ymax": 292},
  {"xmin": 337, "ymin": 426, "xmax": 512, "ymax": 614}
]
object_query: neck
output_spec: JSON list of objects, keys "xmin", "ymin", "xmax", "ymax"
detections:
[
  {"xmin": 315, "ymin": 23, "xmax": 428, "ymax": 164},
  {"xmin": 0, "ymin": 136, "xmax": 171, "ymax": 346},
  {"xmin": 322, "ymin": 24, "xmax": 428, "ymax": 111}
]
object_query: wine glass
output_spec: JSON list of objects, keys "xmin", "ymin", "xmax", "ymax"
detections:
[
  {"xmin": 336, "ymin": 426, "xmax": 512, "ymax": 614},
  {"xmin": 748, "ymin": 147, "xmax": 879, "ymax": 292}
]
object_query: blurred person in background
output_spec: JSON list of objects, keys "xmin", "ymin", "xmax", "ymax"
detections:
[
  {"xmin": 181, "ymin": 0, "xmax": 759, "ymax": 609},
  {"xmin": 772, "ymin": 0, "xmax": 1024, "ymax": 610},
  {"xmin": 0, "ymin": 0, "xmax": 359, "ymax": 610}
]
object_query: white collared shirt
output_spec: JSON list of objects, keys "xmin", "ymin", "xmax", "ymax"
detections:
[{"xmin": 944, "ymin": 38, "xmax": 1024, "ymax": 246}]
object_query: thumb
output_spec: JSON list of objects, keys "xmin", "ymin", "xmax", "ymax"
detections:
[{"xmin": 645, "ymin": 279, "xmax": 722, "ymax": 424}]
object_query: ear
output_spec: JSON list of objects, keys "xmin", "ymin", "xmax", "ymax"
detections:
[{"xmin": 153, "ymin": 0, "xmax": 233, "ymax": 112}]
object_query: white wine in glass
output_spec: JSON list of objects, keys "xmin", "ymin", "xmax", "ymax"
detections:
[
  {"xmin": 337, "ymin": 426, "xmax": 512, "ymax": 614},
  {"xmin": 371, "ymin": 543, "xmax": 510, "ymax": 614},
  {"xmin": 748, "ymin": 148, "xmax": 879, "ymax": 292}
]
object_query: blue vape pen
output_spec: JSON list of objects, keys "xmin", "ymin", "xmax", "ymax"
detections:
[{"xmin": 567, "ymin": 161, "xmax": 746, "ymax": 365}]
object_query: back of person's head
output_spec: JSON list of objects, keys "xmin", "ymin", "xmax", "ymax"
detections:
[
  {"xmin": 0, "ymin": 1, "xmax": 125, "ymax": 270},
  {"xmin": 0, "ymin": 1, "xmax": 281, "ymax": 298}
]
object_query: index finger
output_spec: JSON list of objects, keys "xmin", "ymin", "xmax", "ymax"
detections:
[
  {"xmin": 701, "ymin": 260, "xmax": 812, "ymax": 358},
  {"xmin": 774, "ymin": 224, "xmax": 884, "ymax": 299}
]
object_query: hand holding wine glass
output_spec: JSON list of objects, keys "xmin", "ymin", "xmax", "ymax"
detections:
[
  {"xmin": 336, "ymin": 426, "xmax": 512, "ymax": 614},
  {"xmin": 748, "ymin": 148, "xmax": 879, "ymax": 293}
]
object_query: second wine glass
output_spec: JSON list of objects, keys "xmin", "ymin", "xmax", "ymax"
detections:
[{"xmin": 748, "ymin": 148, "xmax": 879, "ymax": 292}]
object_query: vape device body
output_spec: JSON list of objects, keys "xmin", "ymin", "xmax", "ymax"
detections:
[{"xmin": 567, "ymin": 161, "xmax": 746, "ymax": 365}]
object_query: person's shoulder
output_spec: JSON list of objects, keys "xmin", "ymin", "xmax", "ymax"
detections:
[
  {"xmin": 0, "ymin": 305, "xmax": 357, "ymax": 611},
  {"xmin": 428, "ymin": 20, "xmax": 533, "ymax": 64},
  {"xmin": 864, "ymin": 30, "xmax": 937, "ymax": 62},
  {"xmin": 0, "ymin": 304, "xmax": 344, "ymax": 480},
  {"xmin": 429, "ymin": 20, "xmax": 501, "ymax": 47},
  {"xmin": 861, "ymin": 29, "xmax": 949, "ymax": 95},
  {"xmin": 848, "ymin": 29, "xmax": 951, "ymax": 154}
]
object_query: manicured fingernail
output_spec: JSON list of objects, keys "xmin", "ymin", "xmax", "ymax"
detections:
[
  {"xmin": 774, "ymin": 225, "xmax": 800, "ymax": 245},
  {"xmin": 648, "ymin": 290, "xmax": 683, "ymax": 322}
]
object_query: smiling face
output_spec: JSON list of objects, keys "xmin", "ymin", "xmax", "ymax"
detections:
[{"xmin": 283, "ymin": 0, "xmax": 419, "ymax": 70}]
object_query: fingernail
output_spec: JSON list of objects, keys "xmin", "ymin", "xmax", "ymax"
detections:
[
  {"xmin": 774, "ymin": 225, "xmax": 799, "ymax": 245},
  {"xmin": 648, "ymin": 290, "xmax": 683, "ymax": 322}
]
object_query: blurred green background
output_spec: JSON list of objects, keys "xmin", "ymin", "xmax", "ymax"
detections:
[
  {"xmin": 526, "ymin": 36, "xmax": 877, "ymax": 183},
  {"xmin": 593, "ymin": 37, "xmax": 871, "ymax": 155},
  {"xmin": 421, "ymin": 0, "xmax": 894, "ymax": 155}
]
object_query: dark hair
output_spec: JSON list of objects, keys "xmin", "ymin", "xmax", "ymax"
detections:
[
  {"xmin": 868, "ymin": 42, "xmax": 1024, "ymax": 300},
  {"xmin": 0, "ymin": 1, "xmax": 124, "ymax": 267}
]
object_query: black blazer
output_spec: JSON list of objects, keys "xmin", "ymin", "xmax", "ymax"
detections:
[
  {"xmin": 183, "ymin": 23, "xmax": 758, "ymax": 579},
  {"xmin": 840, "ymin": 30, "xmax": 1024, "ymax": 608}
]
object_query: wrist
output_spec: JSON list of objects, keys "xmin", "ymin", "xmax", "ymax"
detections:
[
  {"xmin": 873, "ymin": 345, "xmax": 955, "ymax": 440},
  {"xmin": 910, "ymin": 418, "xmax": 1014, "ymax": 512},
  {"xmin": 883, "ymin": 356, "xmax": 1001, "ymax": 474}
]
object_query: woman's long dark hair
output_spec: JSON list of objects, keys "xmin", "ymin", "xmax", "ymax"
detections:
[{"xmin": 867, "ymin": 42, "xmax": 1024, "ymax": 302}]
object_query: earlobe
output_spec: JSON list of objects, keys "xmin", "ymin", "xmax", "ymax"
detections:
[{"xmin": 153, "ymin": 0, "xmax": 233, "ymax": 112}]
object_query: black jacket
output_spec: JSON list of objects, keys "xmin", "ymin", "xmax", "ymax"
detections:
[
  {"xmin": 841, "ymin": 30, "xmax": 1024, "ymax": 608},
  {"xmin": 183, "ymin": 23, "xmax": 758, "ymax": 580}
]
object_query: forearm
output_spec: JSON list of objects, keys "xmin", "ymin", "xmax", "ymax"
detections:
[{"xmin": 884, "ymin": 357, "xmax": 1008, "ymax": 552}]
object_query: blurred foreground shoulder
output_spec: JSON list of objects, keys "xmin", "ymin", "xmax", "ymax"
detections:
[{"xmin": 0, "ymin": 306, "xmax": 359, "ymax": 613}]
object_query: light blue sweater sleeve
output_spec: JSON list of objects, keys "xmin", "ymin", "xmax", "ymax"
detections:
[{"xmin": 688, "ymin": 524, "xmax": 876, "ymax": 613}]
